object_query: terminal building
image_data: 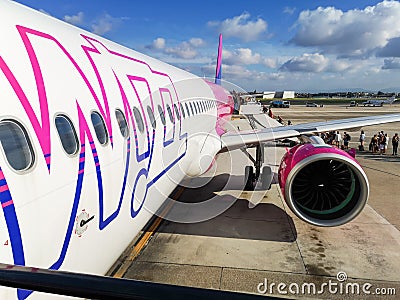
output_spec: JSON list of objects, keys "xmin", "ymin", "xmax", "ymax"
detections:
[{"xmin": 263, "ymin": 91, "xmax": 295, "ymax": 99}]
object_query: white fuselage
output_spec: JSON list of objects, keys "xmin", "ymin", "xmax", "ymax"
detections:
[{"xmin": 0, "ymin": 1, "xmax": 232, "ymax": 299}]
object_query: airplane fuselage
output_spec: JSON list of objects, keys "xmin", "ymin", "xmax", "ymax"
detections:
[{"xmin": 0, "ymin": 2, "xmax": 232, "ymax": 299}]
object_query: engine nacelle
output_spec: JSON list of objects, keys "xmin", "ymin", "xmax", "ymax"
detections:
[{"xmin": 279, "ymin": 144, "xmax": 369, "ymax": 227}]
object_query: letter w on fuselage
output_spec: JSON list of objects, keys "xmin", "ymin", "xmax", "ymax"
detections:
[{"xmin": 0, "ymin": 25, "xmax": 187, "ymax": 291}]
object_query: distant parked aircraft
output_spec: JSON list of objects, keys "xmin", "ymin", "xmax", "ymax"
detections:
[{"xmin": 362, "ymin": 96, "xmax": 397, "ymax": 107}]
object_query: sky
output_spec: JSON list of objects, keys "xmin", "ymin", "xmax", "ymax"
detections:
[{"xmin": 12, "ymin": 0, "xmax": 400, "ymax": 92}]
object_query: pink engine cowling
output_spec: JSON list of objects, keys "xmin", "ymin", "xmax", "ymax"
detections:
[{"xmin": 278, "ymin": 144, "xmax": 369, "ymax": 227}]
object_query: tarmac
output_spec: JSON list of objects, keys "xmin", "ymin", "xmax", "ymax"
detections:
[{"xmin": 119, "ymin": 104, "xmax": 400, "ymax": 299}]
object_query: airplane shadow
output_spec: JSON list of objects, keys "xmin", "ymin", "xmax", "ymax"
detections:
[
  {"xmin": 160, "ymin": 174, "xmax": 297, "ymax": 243},
  {"xmin": 356, "ymin": 151, "xmax": 400, "ymax": 163}
]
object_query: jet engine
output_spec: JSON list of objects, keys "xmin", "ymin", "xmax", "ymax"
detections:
[{"xmin": 278, "ymin": 144, "xmax": 369, "ymax": 227}]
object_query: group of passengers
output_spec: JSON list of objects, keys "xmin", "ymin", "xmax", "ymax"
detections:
[
  {"xmin": 265, "ymin": 109, "xmax": 399, "ymax": 155},
  {"xmin": 320, "ymin": 130, "xmax": 399, "ymax": 156},
  {"xmin": 320, "ymin": 131, "xmax": 352, "ymax": 149},
  {"xmin": 368, "ymin": 131, "xmax": 399, "ymax": 155}
]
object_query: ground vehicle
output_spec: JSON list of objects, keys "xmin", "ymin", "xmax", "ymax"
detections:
[
  {"xmin": 270, "ymin": 100, "xmax": 290, "ymax": 108},
  {"xmin": 306, "ymin": 102, "xmax": 318, "ymax": 107},
  {"xmin": 349, "ymin": 101, "xmax": 358, "ymax": 107}
]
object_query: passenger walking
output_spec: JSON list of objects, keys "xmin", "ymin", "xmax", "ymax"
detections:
[
  {"xmin": 379, "ymin": 134, "xmax": 387, "ymax": 155},
  {"xmin": 343, "ymin": 132, "xmax": 350, "ymax": 149},
  {"xmin": 392, "ymin": 133, "xmax": 399, "ymax": 155},
  {"xmin": 334, "ymin": 131, "xmax": 342, "ymax": 148},
  {"xmin": 359, "ymin": 130, "xmax": 366, "ymax": 151},
  {"xmin": 384, "ymin": 133, "xmax": 388, "ymax": 154},
  {"xmin": 369, "ymin": 135, "xmax": 377, "ymax": 153}
]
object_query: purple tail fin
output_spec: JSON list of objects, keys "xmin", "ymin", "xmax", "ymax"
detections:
[{"xmin": 214, "ymin": 34, "xmax": 222, "ymax": 85}]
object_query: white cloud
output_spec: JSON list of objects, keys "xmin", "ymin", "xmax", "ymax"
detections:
[
  {"xmin": 263, "ymin": 58, "xmax": 278, "ymax": 68},
  {"xmin": 283, "ymin": 7, "xmax": 296, "ymax": 15},
  {"xmin": 382, "ymin": 58, "xmax": 400, "ymax": 69},
  {"xmin": 280, "ymin": 53, "xmax": 329, "ymax": 72},
  {"xmin": 146, "ymin": 37, "xmax": 205, "ymax": 60},
  {"xmin": 222, "ymin": 48, "xmax": 277, "ymax": 68},
  {"xmin": 208, "ymin": 12, "xmax": 268, "ymax": 42},
  {"xmin": 189, "ymin": 38, "xmax": 205, "ymax": 47},
  {"xmin": 64, "ymin": 12, "xmax": 84, "ymax": 25},
  {"xmin": 326, "ymin": 60, "xmax": 352, "ymax": 72},
  {"xmin": 201, "ymin": 64, "xmax": 268, "ymax": 81},
  {"xmin": 280, "ymin": 53, "xmax": 356, "ymax": 74},
  {"xmin": 268, "ymin": 72, "xmax": 285, "ymax": 81},
  {"xmin": 165, "ymin": 42, "xmax": 198, "ymax": 59},
  {"xmin": 221, "ymin": 65, "xmax": 253, "ymax": 78},
  {"xmin": 91, "ymin": 13, "xmax": 128, "ymax": 35},
  {"xmin": 291, "ymin": 1, "xmax": 400, "ymax": 58},
  {"xmin": 147, "ymin": 37, "xmax": 166, "ymax": 50},
  {"xmin": 223, "ymin": 48, "xmax": 261, "ymax": 65}
]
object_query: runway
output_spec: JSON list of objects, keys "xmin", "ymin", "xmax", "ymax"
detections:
[{"xmin": 114, "ymin": 104, "xmax": 400, "ymax": 299}]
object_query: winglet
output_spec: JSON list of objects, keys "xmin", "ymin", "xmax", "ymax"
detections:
[{"xmin": 214, "ymin": 34, "xmax": 222, "ymax": 85}]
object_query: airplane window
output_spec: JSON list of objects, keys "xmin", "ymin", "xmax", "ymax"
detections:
[
  {"xmin": 0, "ymin": 120, "xmax": 34, "ymax": 171},
  {"xmin": 132, "ymin": 107, "xmax": 145, "ymax": 133},
  {"xmin": 147, "ymin": 106, "xmax": 156, "ymax": 129},
  {"xmin": 55, "ymin": 115, "xmax": 79, "ymax": 155},
  {"xmin": 158, "ymin": 105, "xmax": 166, "ymax": 125},
  {"xmin": 173, "ymin": 104, "xmax": 180, "ymax": 120},
  {"xmin": 91, "ymin": 111, "xmax": 109, "ymax": 145},
  {"xmin": 115, "ymin": 109, "xmax": 129, "ymax": 138},
  {"xmin": 189, "ymin": 102, "xmax": 194, "ymax": 115},
  {"xmin": 185, "ymin": 103, "xmax": 190, "ymax": 117},
  {"xmin": 194, "ymin": 102, "xmax": 198, "ymax": 114},
  {"xmin": 166, "ymin": 104, "xmax": 174, "ymax": 123}
]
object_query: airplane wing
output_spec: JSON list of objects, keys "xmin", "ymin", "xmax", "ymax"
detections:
[
  {"xmin": 0, "ymin": 263, "xmax": 267, "ymax": 300},
  {"xmin": 221, "ymin": 113, "xmax": 400, "ymax": 151}
]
